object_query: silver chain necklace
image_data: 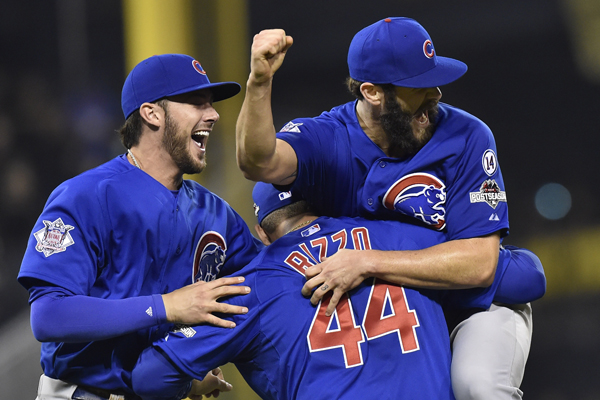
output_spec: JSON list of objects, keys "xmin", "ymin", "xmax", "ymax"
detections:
[{"xmin": 127, "ymin": 149, "xmax": 141, "ymax": 169}]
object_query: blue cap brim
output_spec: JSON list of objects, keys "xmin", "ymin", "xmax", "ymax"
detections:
[
  {"xmin": 389, "ymin": 56, "xmax": 468, "ymax": 88},
  {"xmin": 167, "ymin": 81, "xmax": 241, "ymax": 102}
]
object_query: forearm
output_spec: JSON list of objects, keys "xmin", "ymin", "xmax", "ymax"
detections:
[
  {"xmin": 133, "ymin": 347, "xmax": 192, "ymax": 400},
  {"xmin": 30, "ymin": 292, "xmax": 166, "ymax": 342},
  {"xmin": 236, "ymin": 78, "xmax": 279, "ymax": 180},
  {"xmin": 368, "ymin": 236, "xmax": 500, "ymax": 289}
]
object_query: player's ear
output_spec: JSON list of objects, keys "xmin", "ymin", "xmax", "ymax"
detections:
[
  {"xmin": 139, "ymin": 102, "xmax": 163, "ymax": 128},
  {"xmin": 360, "ymin": 82, "xmax": 383, "ymax": 106},
  {"xmin": 254, "ymin": 224, "xmax": 272, "ymax": 246}
]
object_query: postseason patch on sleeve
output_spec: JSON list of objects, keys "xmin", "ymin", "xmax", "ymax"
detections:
[
  {"xmin": 33, "ymin": 218, "xmax": 75, "ymax": 257},
  {"xmin": 469, "ymin": 179, "xmax": 507, "ymax": 209}
]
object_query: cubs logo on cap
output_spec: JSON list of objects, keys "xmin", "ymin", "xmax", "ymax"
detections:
[
  {"xmin": 121, "ymin": 54, "xmax": 241, "ymax": 119},
  {"xmin": 347, "ymin": 17, "xmax": 468, "ymax": 88}
]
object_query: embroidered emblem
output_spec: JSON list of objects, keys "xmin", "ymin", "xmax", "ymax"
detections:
[
  {"xmin": 470, "ymin": 180, "xmax": 507, "ymax": 209},
  {"xmin": 173, "ymin": 324, "xmax": 197, "ymax": 338},
  {"xmin": 301, "ymin": 223, "xmax": 321, "ymax": 237},
  {"xmin": 280, "ymin": 122, "xmax": 303, "ymax": 133},
  {"xmin": 34, "ymin": 218, "xmax": 75, "ymax": 257},
  {"xmin": 192, "ymin": 231, "xmax": 227, "ymax": 283},
  {"xmin": 192, "ymin": 60, "xmax": 207, "ymax": 75},
  {"xmin": 382, "ymin": 173, "xmax": 447, "ymax": 230},
  {"xmin": 482, "ymin": 149, "xmax": 498, "ymax": 176},
  {"xmin": 423, "ymin": 39, "xmax": 435, "ymax": 58}
]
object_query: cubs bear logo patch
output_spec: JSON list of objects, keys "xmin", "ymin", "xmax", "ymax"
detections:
[
  {"xmin": 192, "ymin": 231, "xmax": 227, "ymax": 283},
  {"xmin": 382, "ymin": 173, "xmax": 446, "ymax": 230}
]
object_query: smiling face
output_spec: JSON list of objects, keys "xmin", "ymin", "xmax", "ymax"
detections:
[{"xmin": 162, "ymin": 89, "xmax": 219, "ymax": 174}]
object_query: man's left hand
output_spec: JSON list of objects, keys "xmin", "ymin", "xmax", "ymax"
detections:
[
  {"xmin": 301, "ymin": 249, "xmax": 370, "ymax": 316},
  {"xmin": 186, "ymin": 368, "xmax": 232, "ymax": 399}
]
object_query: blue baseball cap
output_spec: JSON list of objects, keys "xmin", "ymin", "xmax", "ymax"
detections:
[
  {"xmin": 252, "ymin": 182, "xmax": 302, "ymax": 225},
  {"xmin": 348, "ymin": 17, "xmax": 468, "ymax": 88},
  {"xmin": 121, "ymin": 54, "xmax": 241, "ymax": 119}
]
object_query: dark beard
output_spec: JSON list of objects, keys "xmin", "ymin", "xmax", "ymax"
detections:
[
  {"xmin": 162, "ymin": 112, "xmax": 204, "ymax": 175},
  {"xmin": 380, "ymin": 90, "xmax": 438, "ymax": 158}
]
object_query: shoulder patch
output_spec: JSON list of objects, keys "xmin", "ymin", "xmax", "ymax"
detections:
[
  {"xmin": 280, "ymin": 122, "xmax": 304, "ymax": 133},
  {"xmin": 34, "ymin": 218, "xmax": 75, "ymax": 257},
  {"xmin": 469, "ymin": 179, "xmax": 507, "ymax": 209},
  {"xmin": 482, "ymin": 149, "xmax": 498, "ymax": 176}
]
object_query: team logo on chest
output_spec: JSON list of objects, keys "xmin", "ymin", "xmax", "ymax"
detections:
[
  {"xmin": 192, "ymin": 231, "xmax": 227, "ymax": 283},
  {"xmin": 382, "ymin": 173, "xmax": 447, "ymax": 230},
  {"xmin": 34, "ymin": 218, "xmax": 75, "ymax": 257}
]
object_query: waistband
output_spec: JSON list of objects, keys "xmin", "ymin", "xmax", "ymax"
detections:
[{"xmin": 37, "ymin": 374, "xmax": 131, "ymax": 400}]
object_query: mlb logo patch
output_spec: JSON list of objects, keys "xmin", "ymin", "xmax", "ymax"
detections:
[
  {"xmin": 280, "ymin": 122, "xmax": 303, "ymax": 133},
  {"xmin": 34, "ymin": 218, "xmax": 75, "ymax": 257},
  {"xmin": 279, "ymin": 191, "xmax": 292, "ymax": 201},
  {"xmin": 301, "ymin": 224, "xmax": 321, "ymax": 237}
]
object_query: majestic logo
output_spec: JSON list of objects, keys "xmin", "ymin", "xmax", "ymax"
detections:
[
  {"xmin": 172, "ymin": 324, "xmax": 197, "ymax": 338},
  {"xmin": 423, "ymin": 39, "xmax": 435, "ymax": 58},
  {"xmin": 192, "ymin": 60, "xmax": 207, "ymax": 75},
  {"xmin": 34, "ymin": 218, "xmax": 75, "ymax": 257},
  {"xmin": 280, "ymin": 122, "xmax": 303, "ymax": 133},
  {"xmin": 192, "ymin": 231, "xmax": 227, "ymax": 283},
  {"xmin": 469, "ymin": 179, "xmax": 507, "ymax": 209},
  {"xmin": 382, "ymin": 173, "xmax": 446, "ymax": 230},
  {"xmin": 482, "ymin": 149, "xmax": 498, "ymax": 176}
]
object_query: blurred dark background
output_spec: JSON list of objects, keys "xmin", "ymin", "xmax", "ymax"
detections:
[{"xmin": 1, "ymin": 1, "xmax": 598, "ymax": 399}]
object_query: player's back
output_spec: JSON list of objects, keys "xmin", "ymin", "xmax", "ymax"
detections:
[
  {"xmin": 138, "ymin": 216, "xmax": 454, "ymax": 400},
  {"xmin": 244, "ymin": 217, "xmax": 454, "ymax": 399}
]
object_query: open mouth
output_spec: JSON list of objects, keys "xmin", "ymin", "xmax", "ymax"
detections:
[
  {"xmin": 414, "ymin": 101, "xmax": 438, "ymax": 127},
  {"xmin": 192, "ymin": 131, "xmax": 209, "ymax": 150},
  {"xmin": 414, "ymin": 109, "xmax": 429, "ymax": 126}
]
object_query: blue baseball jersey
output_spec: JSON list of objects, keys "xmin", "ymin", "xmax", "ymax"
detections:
[
  {"xmin": 277, "ymin": 101, "xmax": 509, "ymax": 240},
  {"xmin": 18, "ymin": 154, "xmax": 263, "ymax": 395},
  {"xmin": 133, "ymin": 217, "xmax": 505, "ymax": 400}
]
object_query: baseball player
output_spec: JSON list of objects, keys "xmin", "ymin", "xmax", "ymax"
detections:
[
  {"xmin": 18, "ymin": 54, "xmax": 263, "ymax": 400},
  {"xmin": 236, "ymin": 17, "xmax": 545, "ymax": 399},
  {"xmin": 130, "ymin": 182, "xmax": 517, "ymax": 400}
]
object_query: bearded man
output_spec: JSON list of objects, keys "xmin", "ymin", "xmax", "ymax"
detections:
[{"xmin": 235, "ymin": 17, "xmax": 545, "ymax": 400}]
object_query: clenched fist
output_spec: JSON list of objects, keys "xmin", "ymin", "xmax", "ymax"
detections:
[{"xmin": 249, "ymin": 29, "xmax": 294, "ymax": 86}]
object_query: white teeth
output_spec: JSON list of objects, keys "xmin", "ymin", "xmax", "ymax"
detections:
[
  {"xmin": 416, "ymin": 110, "xmax": 429, "ymax": 125},
  {"xmin": 192, "ymin": 131, "xmax": 209, "ymax": 137}
]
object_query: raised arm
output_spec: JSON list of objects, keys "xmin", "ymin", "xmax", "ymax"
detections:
[
  {"xmin": 236, "ymin": 29, "xmax": 298, "ymax": 185},
  {"xmin": 302, "ymin": 233, "xmax": 501, "ymax": 316}
]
